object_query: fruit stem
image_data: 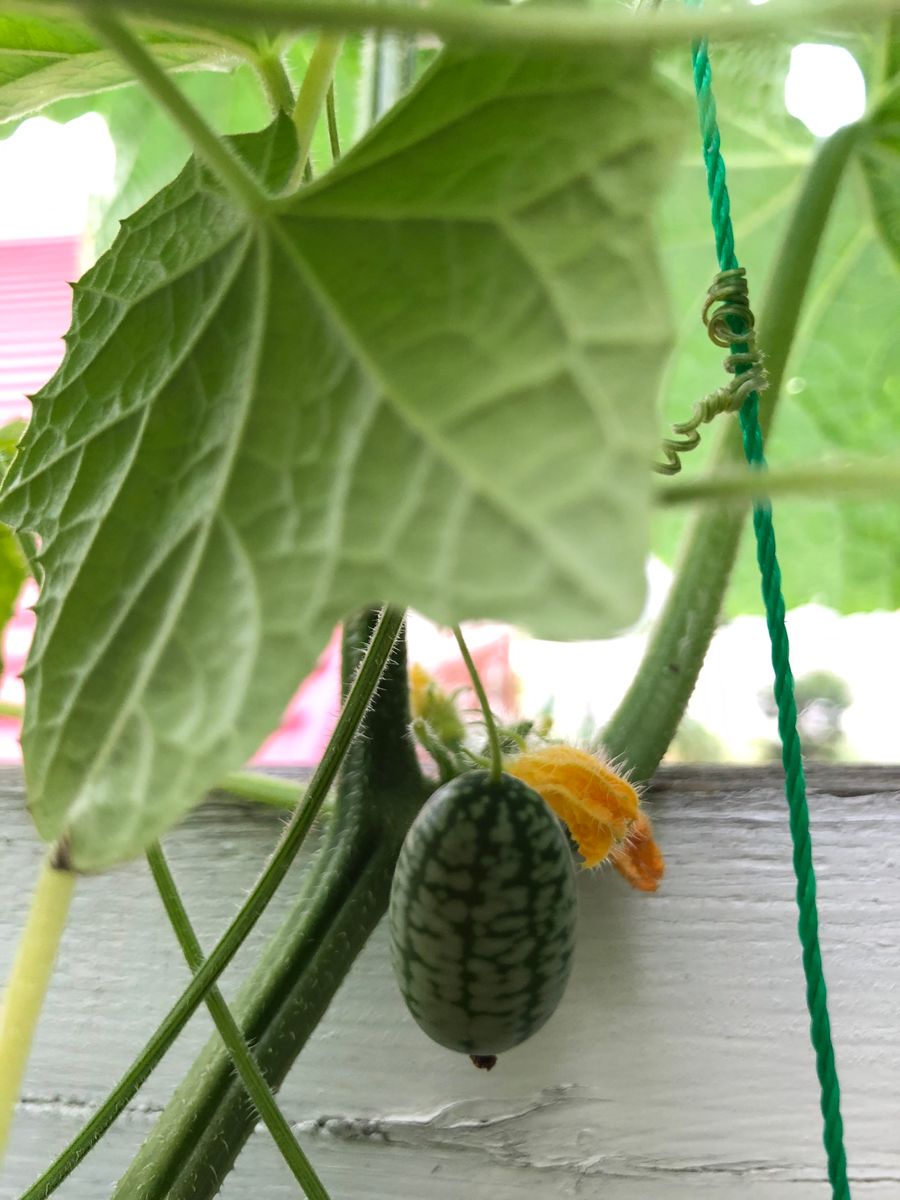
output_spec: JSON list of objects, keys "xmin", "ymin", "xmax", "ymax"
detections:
[{"xmin": 452, "ymin": 624, "xmax": 503, "ymax": 781}]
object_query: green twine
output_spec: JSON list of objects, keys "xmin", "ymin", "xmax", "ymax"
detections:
[{"xmin": 687, "ymin": 26, "xmax": 851, "ymax": 1200}]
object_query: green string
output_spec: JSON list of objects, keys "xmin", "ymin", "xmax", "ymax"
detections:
[{"xmin": 687, "ymin": 26, "xmax": 851, "ymax": 1200}]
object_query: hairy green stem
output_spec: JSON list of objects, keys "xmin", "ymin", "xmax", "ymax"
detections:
[
  {"xmin": 255, "ymin": 44, "xmax": 296, "ymax": 113},
  {"xmin": 453, "ymin": 624, "xmax": 502, "ymax": 781},
  {"xmin": 602, "ymin": 123, "xmax": 861, "ymax": 782},
  {"xmin": 18, "ymin": 607, "xmax": 404, "ymax": 1200},
  {"xmin": 81, "ymin": 4, "xmax": 270, "ymax": 214},
  {"xmin": 114, "ymin": 611, "xmax": 429, "ymax": 1200},
  {"xmin": 0, "ymin": 858, "xmax": 74, "ymax": 1160},
  {"xmin": 145, "ymin": 844, "xmax": 331, "ymax": 1200},
  {"xmin": 291, "ymin": 33, "xmax": 344, "ymax": 186},
  {"xmin": 656, "ymin": 455, "xmax": 900, "ymax": 507},
  {"xmin": 43, "ymin": 0, "xmax": 900, "ymax": 53}
]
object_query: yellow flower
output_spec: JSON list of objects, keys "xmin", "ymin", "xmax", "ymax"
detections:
[
  {"xmin": 409, "ymin": 664, "xmax": 466, "ymax": 747},
  {"xmin": 505, "ymin": 744, "xmax": 664, "ymax": 891},
  {"xmin": 409, "ymin": 664, "xmax": 433, "ymax": 720}
]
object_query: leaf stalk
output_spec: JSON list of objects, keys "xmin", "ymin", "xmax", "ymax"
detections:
[
  {"xmin": 255, "ymin": 43, "xmax": 297, "ymax": 113},
  {"xmin": 453, "ymin": 624, "xmax": 503, "ymax": 781}
]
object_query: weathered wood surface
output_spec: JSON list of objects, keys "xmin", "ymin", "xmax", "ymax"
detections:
[{"xmin": 1, "ymin": 764, "xmax": 898, "ymax": 1198}]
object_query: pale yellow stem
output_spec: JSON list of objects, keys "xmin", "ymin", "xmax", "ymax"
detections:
[
  {"xmin": 0, "ymin": 856, "xmax": 76, "ymax": 1158},
  {"xmin": 290, "ymin": 34, "xmax": 344, "ymax": 188}
]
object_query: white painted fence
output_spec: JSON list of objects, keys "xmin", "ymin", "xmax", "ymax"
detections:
[{"xmin": 2, "ymin": 765, "xmax": 898, "ymax": 1198}]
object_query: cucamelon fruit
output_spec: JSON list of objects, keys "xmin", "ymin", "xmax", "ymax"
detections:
[{"xmin": 389, "ymin": 769, "xmax": 577, "ymax": 1061}]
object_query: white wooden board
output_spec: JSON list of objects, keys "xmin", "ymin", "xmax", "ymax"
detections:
[{"xmin": 1, "ymin": 765, "xmax": 898, "ymax": 1198}]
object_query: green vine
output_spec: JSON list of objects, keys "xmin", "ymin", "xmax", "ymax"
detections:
[
  {"xmin": 602, "ymin": 123, "xmax": 862, "ymax": 782},
  {"xmin": 112, "ymin": 610, "xmax": 430, "ymax": 1199},
  {"xmin": 17, "ymin": 608, "xmax": 405, "ymax": 1200},
  {"xmin": 145, "ymin": 843, "xmax": 331, "ymax": 1200}
]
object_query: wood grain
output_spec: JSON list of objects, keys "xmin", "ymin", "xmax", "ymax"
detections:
[{"xmin": 1, "ymin": 765, "xmax": 898, "ymax": 1198}]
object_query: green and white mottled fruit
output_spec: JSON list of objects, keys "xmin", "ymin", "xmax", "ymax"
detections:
[{"xmin": 389, "ymin": 769, "xmax": 577, "ymax": 1057}]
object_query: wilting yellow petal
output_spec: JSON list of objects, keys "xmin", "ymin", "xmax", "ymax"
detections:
[
  {"xmin": 505, "ymin": 745, "xmax": 641, "ymax": 869},
  {"xmin": 610, "ymin": 810, "xmax": 665, "ymax": 893}
]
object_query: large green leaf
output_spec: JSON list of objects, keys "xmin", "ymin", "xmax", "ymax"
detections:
[
  {"xmin": 0, "ymin": 14, "xmax": 241, "ymax": 126},
  {"xmin": 654, "ymin": 40, "xmax": 900, "ymax": 613},
  {"xmin": 0, "ymin": 44, "xmax": 681, "ymax": 870}
]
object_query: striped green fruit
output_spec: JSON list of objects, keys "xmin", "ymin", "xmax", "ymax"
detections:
[{"xmin": 389, "ymin": 769, "xmax": 577, "ymax": 1058}]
